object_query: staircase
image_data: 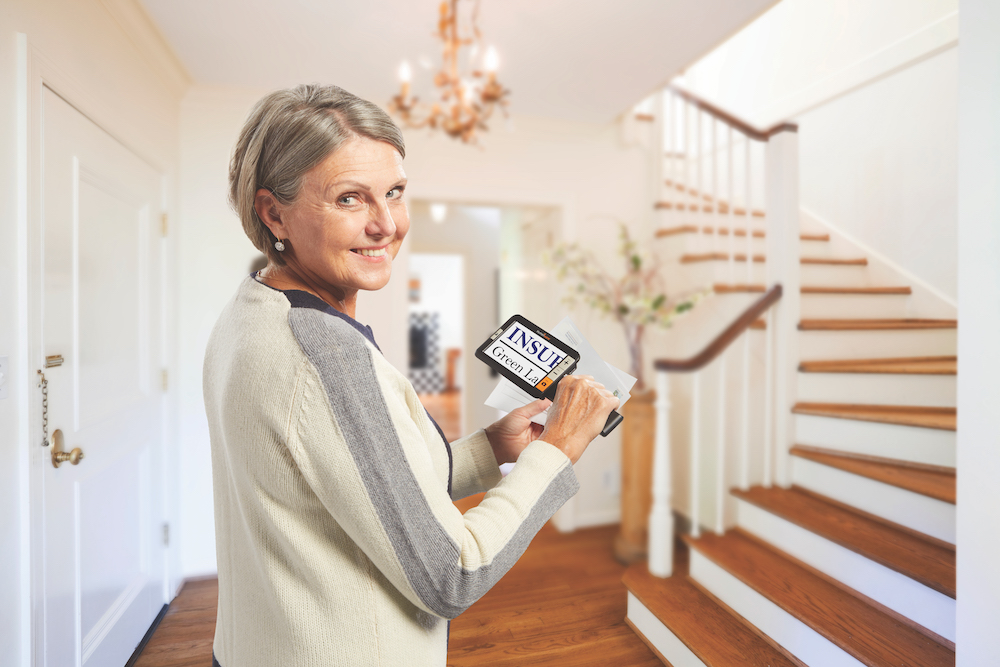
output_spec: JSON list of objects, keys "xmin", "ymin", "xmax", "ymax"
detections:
[{"xmin": 623, "ymin": 86, "xmax": 957, "ymax": 665}]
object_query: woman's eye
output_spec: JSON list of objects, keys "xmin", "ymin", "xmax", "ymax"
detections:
[
  {"xmin": 386, "ymin": 188, "xmax": 402, "ymax": 200},
  {"xmin": 339, "ymin": 195, "xmax": 357, "ymax": 206}
]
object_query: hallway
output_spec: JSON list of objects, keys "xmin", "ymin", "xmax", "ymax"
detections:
[{"xmin": 133, "ymin": 518, "xmax": 659, "ymax": 666}]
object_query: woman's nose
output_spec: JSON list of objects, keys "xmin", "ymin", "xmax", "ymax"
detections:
[{"xmin": 368, "ymin": 200, "xmax": 397, "ymax": 238}]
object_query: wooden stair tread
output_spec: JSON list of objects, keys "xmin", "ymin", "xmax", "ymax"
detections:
[
  {"xmin": 654, "ymin": 225, "xmax": 824, "ymax": 241},
  {"xmin": 681, "ymin": 253, "xmax": 863, "ymax": 265},
  {"xmin": 791, "ymin": 445, "xmax": 956, "ymax": 504},
  {"xmin": 799, "ymin": 356, "xmax": 957, "ymax": 375},
  {"xmin": 802, "ymin": 285, "xmax": 912, "ymax": 295},
  {"xmin": 715, "ymin": 284, "xmax": 913, "ymax": 295},
  {"xmin": 686, "ymin": 530, "xmax": 955, "ymax": 666},
  {"xmin": 792, "ymin": 402, "xmax": 957, "ymax": 431},
  {"xmin": 799, "ymin": 318, "xmax": 957, "ymax": 331},
  {"xmin": 681, "ymin": 252, "xmax": 764, "ymax": 263},
  {"xmin": 623, "ymin": 562, "xmax": 801, "ymax": 666},
  {"xmin": 800, "ymin": 256, "xmax": 868, "ymax": 265},
  {"xmin": 733, "ymin": 485, "xmax": 955, "ymax": 596}
]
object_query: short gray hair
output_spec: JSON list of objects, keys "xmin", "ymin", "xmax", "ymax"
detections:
[{"xmin": 229, "ymin": 84, "xmax": 405, "ymax": 265}]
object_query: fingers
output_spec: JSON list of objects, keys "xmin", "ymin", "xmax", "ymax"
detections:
[{"xmin": 515, "ymin": 398, "xmax": 552, "ymax": 419}]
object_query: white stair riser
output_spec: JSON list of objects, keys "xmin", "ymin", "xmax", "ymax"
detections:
[
  {"xmin": 735, "ymin": 499, "xmax": 956, "ymax": 642},
  {"xmin": 799, "ymin": 329, "xmax": 957, "ymax": 359},
  {"xmin": 800, "ymin": 294, "xmax": 911, "ymax": 319},
  {"xmin": 800, "ymin": 239, "xmax": 836, "ymax": 257},
  {"xmin": 689, "ymin": 548, "xmax": 866, "ymax": 667},
  {"xmin": 794, "ymin": 414, "xmax": 955, "ymax": 467},
  {"xmin": 797, "ymin": 372, "xmax": 956, "ymax": 407},
  {"xmin": 626, "ymin": 593, "xmax": 707, "ymax": 667},
  {"xmin": 671, "ymin": 262, "xmax": 765, "ymax": 292},
  {"xmin": 791, "ymin": 457, "xmax": 955, "ymax": 544},
  {"xmin": 801, "ymin": 264, "xmax": 870, "ymax": 286}
]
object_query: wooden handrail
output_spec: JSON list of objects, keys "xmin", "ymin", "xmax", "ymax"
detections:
[
  {"xmin": 667, "ymin": 85, "xmax": 797, "ymax": 141},
  {"xmin": 655, "ymin": 284, "xmax": 783, "ymax": 372}
]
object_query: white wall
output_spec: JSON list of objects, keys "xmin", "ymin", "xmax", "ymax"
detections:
[
  {"xmin": 681, "ymin": 0, "xmax": 959, "ymax": 304},
  {"xmin": 956, "ymin": 0, "xmax": 1000, "ymax": 662},
  {"xmin": 797, "ymin": 48, "xmax": 957, "ymax": 302},
  {"xmin": 0, "ymin": 0, "xmax": 186, "ymax": 663},
  {"xmin": 176, "ymin": 86, "xmax": 261, "ymax": 576}
]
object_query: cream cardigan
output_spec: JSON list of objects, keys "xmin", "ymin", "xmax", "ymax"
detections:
[{"xmin": 203, "ymin": 277, "xmax": 579, "ymax": 666}]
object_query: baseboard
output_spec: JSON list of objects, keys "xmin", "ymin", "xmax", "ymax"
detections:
[{"xmin": 124, "ymin": 603, "xmax": 169, "ymax": 667}]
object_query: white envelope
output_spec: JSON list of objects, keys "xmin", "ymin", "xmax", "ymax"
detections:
[{"xmin": 485, "ymin": 316, "xmax": 637, "ymax": 426}]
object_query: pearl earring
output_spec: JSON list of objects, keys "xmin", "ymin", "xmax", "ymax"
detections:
[{"xmin": 274, "ymin": 239, "xmax": 285, "ymax": 252}]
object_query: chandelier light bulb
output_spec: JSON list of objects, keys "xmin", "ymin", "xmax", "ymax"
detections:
[
  {"xmin": 483, "ymin": 46, "xmax": 500, "ymax": 74},
  {"xmin": 388, "ymin": 1, "xmax": 510, "ymax": 143}
]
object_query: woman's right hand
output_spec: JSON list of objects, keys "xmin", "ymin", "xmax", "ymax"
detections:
[{"xmin": 539, "ymin": 375, "xmax": 620, "ymax": 464}]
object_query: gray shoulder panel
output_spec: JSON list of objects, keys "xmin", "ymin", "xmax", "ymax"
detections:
[{"xmin": 288, "ymin": 307, "xmax": 577, "ymax": 618}]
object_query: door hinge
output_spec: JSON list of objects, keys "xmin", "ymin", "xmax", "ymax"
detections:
[
  {"xmin": 161, "ymin": 369, "xmax": 168, "ymax": 392},
  {"xmin": 162, "ymin": 522, "xmax": 170, "ymax": 547},
  {"xmin": 161, "ymin": 212, "xmax": 168, "ymax": 237}
]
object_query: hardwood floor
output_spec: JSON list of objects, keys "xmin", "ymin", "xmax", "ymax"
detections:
[
  {"xmin": 133, "ymin": 578, "xmax": 217, "ymax": 667},
  {"xmin": 448, "ymin": 497, "xmax": 660, "ymax": 666},
  {"xmin": 134, "ymin": 496, "xmax": 658, "ymax": 666}
]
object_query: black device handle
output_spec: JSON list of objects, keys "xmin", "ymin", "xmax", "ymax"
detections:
[{"xmin": 600, "ymin": 410, "xmax": 623, "ymax": 437}]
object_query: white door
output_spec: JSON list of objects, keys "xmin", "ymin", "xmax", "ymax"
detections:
[{"xmin": 38, "ymin": 86, "xmax": 166, "ymax": 667}]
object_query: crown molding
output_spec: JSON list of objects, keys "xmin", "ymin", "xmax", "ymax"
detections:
[{"xmin": 100, "ymin": 0, "xmax": 191, "ymax": 96}]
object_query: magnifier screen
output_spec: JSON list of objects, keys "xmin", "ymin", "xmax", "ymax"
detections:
[{"xmin": 476, "ymin": 315, "xmax": 580, "ymax": 398}]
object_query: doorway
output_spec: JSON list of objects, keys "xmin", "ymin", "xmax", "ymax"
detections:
[
  {"xmin": 29, "ymin": 86, "xmax": 167, "ymax": 667},
  {"xmin": 407, "ymin": 200, "xmax": 561, "ymax": 439}
]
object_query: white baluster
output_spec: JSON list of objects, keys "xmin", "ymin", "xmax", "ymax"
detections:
[
  {"xmin": 763, "ymin": 306, "xmax": 774, "ymax": 488},
  {"xmin": 745, "ymin": 137, "xmax": 753, "ymax": 286},
  {"xmin": 684, "ymin": 101, "xmax": 693, "ymax": 247},
  {"xmin": 696, "ymin": 108, "xmax": 704, "ymax": 253},
  {"xmin": 728, "ymin": 125, "xmax": 735, "ymax": 285},
  {"xmin": 715, "ymin": 351, "xmax": 727, "ymax": 534},
  {"xmin": 712, "ymin": 117, "xmax": 719, "ymax": 256},
  {"xmin": 740, "ymin": 330, "xmax": 751, "ymax": 491},
  {"xmin": 689, "ymin": 370, "xmax": 702, "ymax": 538},
  {"xmin": 648, "ymin": 370, "xmax": 674, "ymax": 577}
]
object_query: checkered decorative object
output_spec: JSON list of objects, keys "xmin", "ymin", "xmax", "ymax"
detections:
[{"xmin": 409, "ymin": 312, "xmax": 445, "ymax": 394}]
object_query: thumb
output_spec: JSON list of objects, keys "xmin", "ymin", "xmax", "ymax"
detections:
[{"xmin": 514, "ymin": 398, "xmax": 552, "ymax": 419}]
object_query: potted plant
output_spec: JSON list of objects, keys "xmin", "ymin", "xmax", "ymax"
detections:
[
  {"xmin": 548, "ymin": 222, "xmax": 705, "ymax": 563},
  {"xmin": 548, "ymin": 223, "xmax": 703, "ymax": 390}
]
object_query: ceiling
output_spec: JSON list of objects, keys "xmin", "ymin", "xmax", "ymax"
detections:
[{"xmin": 139, "ymin": 0, "xmax": 779, "ymax": 124}]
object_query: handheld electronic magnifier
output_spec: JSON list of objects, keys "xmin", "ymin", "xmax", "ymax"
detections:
[{"xmin": 476, "ymin": 315, "xmax": 623, "ymax": 437}]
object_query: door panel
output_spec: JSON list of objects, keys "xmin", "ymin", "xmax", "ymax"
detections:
[{"xmin": 41, "ymin": 86, "xmax": 165, "ymax": 667}]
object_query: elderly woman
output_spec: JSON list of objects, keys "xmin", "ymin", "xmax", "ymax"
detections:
[{"xmin": 203, "ymin": 84, "xmax": 619, "ymax": 667}]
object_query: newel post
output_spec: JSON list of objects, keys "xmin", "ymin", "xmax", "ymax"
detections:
[
  {"xmin": 647, "ymin": 369, "xmax": 674, "ymax": 577},
  {"xmin": 764, "ymin": 127, "xmax": 800, "ymax": 488}
]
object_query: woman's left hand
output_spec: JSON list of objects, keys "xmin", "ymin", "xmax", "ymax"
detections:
[{"xmin": 484, "ymin": 399, "xmax": 552, "ymax": 465}]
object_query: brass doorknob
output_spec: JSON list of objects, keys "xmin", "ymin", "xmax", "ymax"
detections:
[{"xmin": 50, "ymin": 429, "xmax": 85, "ymax": 468}]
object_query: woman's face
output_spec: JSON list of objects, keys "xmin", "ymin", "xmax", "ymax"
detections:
[{"xmin": 270, "ymin": 137, "xmax": 409, "ymax": 300}]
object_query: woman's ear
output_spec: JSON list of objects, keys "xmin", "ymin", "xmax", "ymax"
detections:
[{"xmin": 254, "ymin": 188, "xmax": 286, "ymax": 240}]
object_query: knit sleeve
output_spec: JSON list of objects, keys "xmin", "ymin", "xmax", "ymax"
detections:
[
  {"xmin": 285, "ymin": 308, "xmax": 579, "ymax": 620},
  {"xmin": 448, "ymin": 430, "xmax": 503, "ymax": 500}
]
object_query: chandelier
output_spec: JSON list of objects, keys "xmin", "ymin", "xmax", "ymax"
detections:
[{"xmin": 389, "ymin": 0, "xmax": 509, "ymax": 143}]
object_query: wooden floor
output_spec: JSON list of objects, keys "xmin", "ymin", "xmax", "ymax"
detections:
[
  {"xmin": 133, "ymin": 578, "xmax": 217, "ymax": 667},
  {"xmin": 134, "ymin": 499, "xmax": 658, "ymax": 666}
]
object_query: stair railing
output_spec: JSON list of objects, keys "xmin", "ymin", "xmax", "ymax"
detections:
[{"xmin": 646, "ymin": 83, "xmax": 801, "ymax": 578}]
